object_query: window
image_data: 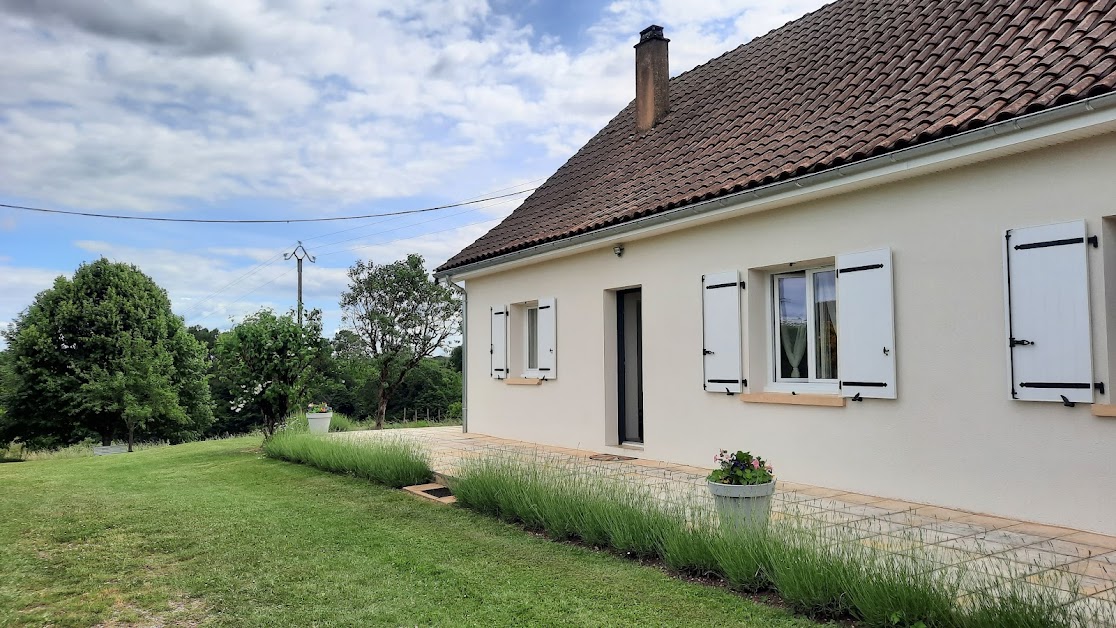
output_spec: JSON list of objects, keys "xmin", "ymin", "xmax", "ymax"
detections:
[
  {"xmin": 508, "ymin": 297, "xmax": 556, "ymax": 380},
  {"xmin": 526, "ymin": 305, "xmax": 539, "ymax": 371},
  {"xmin": 772, "ymin": 266, "xmax": 838, "ymax": 386}
]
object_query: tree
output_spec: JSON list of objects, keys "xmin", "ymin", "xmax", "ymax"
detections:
[
  {"xmin": 448, "ymin": 345, "xmax": 463, "ymax": 372},
  {"xmin": 387, "ymin": 357, "xmax": 462, "ymax": 420},
  {"xmin": 214, "ymin": 309, "xmax": 328, "ymax": 438},
  {"xmin": 187, "ymin": 325, "xmax": 221, "ymax": 361},
  {"xmin": 1, "ymin": 259, "xmax": 213, "ymax": 450},
  {"xmin": 340, "ymin": 254, "xmax": 460, "ymax": 429}
]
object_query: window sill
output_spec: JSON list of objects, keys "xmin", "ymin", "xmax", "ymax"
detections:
[
  {"xmin": 505, "ymin": 377, "xmax": 543, "ymax": 386},
  {"xmin": 1092, "ymin": 404, "xmax": 1116, "ymax": 417},
  {"xmin": 740, "ymin": 392, "xmax": 845, "ymax": 407}
]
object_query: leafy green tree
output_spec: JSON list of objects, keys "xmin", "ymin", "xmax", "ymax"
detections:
[
  {"xmin": 448, "ymin": 345, "xmax": 463, "ymax": 372},
  {"xmin": 304, "ymin": 330, "xmax": 379, "ymax": 420},
  {"xmin": 214, "ymin": 309, "xmax": 328, "ymax": 438},
  {"xmin": 187, "ymin": 325, "xmax": 221, "ymax": 361},
  {"xmin": 340, "ymin": 254, "xmax": 460, "ymax": 429},
  {"xmin": 0, "ymin": 259, "xmax": 213, "ymax": 450},
  {"xmin": 387, "ymin": 357, "xmax": 462, "ymax": 420}
]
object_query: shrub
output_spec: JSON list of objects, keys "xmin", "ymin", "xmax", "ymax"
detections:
[
  {"xmin": 263, "ymin": 431, "xmax": 432, "ymax": 488},
  {"xmin": 844, "ymin": 548, "xmax": 961, "ymax": 627},
  {"xmin": 449, "ymin": 456, "xmax": 1098, "ymax": 627},
  {"xmin": 710, "ymin": 525, "xmax": 770, "ymax": 592},
  {"xmin": 450, "ymin": 456, "xmax": 672, "ymax": 557}
]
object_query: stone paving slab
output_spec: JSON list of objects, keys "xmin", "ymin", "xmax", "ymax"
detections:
[{"xmin": 340, "ymin": 426, "xmax": 1116, "ymax": 611}]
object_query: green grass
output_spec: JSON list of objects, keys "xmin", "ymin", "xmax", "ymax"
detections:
[
  {"xmin": 3, "ymin": 439, "xmax": 174, "ymax": 461},
  {"xmin": 0, "ymin": 437, "xmax": 820, "ymax": 627},
  {"xmin": 263, "ymin": 430, "xmax": 433, "ymax": 488}
]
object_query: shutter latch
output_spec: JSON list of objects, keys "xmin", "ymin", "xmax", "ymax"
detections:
[
  {"xmin": 703, "ymin": 349, "xmax": 714, "ymax": 355},
  {"xmin": 1009, "ymin": 338, "xmax": 1034, "ymax": 348}
]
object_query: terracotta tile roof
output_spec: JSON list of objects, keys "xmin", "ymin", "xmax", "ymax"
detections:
[{"xmin": 438, "ymin": 0, "xmax": 1116, "ymax": 273}]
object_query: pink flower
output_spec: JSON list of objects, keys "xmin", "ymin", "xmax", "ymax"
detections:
[{"xmin": 751, "ymin": 459, "xmax": 760, "ymax": 469}]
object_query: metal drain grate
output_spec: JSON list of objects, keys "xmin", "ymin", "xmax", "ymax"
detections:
[
  {"xmin": 588, "ymin": 454, "xmax": 637, "ymax": 462},
  {"xmin": 403, "ymin": 483, "xmax": 457, "ymax": 504}
]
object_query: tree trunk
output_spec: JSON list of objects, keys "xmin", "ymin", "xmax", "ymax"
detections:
[
  {"xmin": 127, "ymin": 424, "xmax": 134, "ymax": 453},
  {"xmin": 376, "ymin": 395, "xmax": 388, "ymax": 430},
  {"xmin": 101, "ymin": 433, "xmax": 112, "ymax": 446}
]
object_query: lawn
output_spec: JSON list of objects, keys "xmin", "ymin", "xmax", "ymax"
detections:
[{"xmin": 0, "ymin": 436, "xmax": 819, "ymax": 627}]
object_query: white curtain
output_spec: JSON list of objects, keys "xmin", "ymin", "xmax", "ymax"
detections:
[
  {"xmin": 779, "ymin": 317, "xmax": 807, "ymax": 378},
  {"xmin": 814, "ymin": 271, "xmax": 837, "ymax": 379}
]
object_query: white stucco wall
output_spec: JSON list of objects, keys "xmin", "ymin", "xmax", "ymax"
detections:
[{"xmin": 461, "ymin": 131, "xmax": 1116, "ymax": 535}]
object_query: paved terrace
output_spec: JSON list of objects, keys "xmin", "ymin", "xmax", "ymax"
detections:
[{"xmin": 343, "ymin": 426, "xmax": 1116, "ymax": 618}]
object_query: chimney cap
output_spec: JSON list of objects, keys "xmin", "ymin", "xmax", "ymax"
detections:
[{"xmin": 637, "ymin": 25, "xmax": 669, "ymax": 45}]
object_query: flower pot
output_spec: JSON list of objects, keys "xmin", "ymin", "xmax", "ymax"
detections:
[
  {"xmin": 707, "ymin": 479, "xmax": 776, "ymax": 528},
  {"xmin": 307, "ymin": 412, "xmax": 333, "ymax": 434}
]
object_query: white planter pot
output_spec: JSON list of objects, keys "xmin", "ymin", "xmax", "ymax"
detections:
[
  {"xmin": 708, "ymin": 479, "xmax": 776, "ymax": 528},
  {"xmin": 307, "ymin": 412, "xmax": 333, "ymax": 434}
]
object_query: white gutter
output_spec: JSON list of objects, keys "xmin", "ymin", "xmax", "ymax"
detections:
[
  {"xmin": 444, "ymin": 280, "xmax": 467, "ymax": 432},
  {"xmin": 436, "ymin": 90, "xmax": 1116, "ymax": 281}
]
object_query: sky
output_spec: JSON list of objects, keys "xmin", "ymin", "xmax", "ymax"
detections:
[{"xmin": 0, "ymin": 0, "xmax": 831, "ymax": 343}]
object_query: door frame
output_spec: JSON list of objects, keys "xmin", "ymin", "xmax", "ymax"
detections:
[{"xmin": 616, "ymin": 287, "xmax": 644, "ymax": 444}]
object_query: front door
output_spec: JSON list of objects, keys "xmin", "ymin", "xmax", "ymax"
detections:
[{"xmin": 617, "ymin": 288, "xmax": 644, "ymax": 444}]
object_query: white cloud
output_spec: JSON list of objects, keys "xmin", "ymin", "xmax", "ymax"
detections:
[
  {"xmin": 0, "ymin": 265, "xmax": 67, "ymax": 325},
  {"xmin": 0, "ymin": 0, "xmax": 830, "ymax": 335},
  {"xmin": 0, "ymin": 0, "xmax": 829, "ymax": 212}
]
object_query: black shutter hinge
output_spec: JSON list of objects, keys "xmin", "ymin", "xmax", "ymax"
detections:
[
  {"xmin": 1096, "ymin": 382, "xmax": 1106, "ymax": 395},
  {"xmin": 1089, "ymin": 235, "xmax": 1099, "ymax": 248}
]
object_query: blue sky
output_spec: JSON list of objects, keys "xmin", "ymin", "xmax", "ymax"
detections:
[{"xmin": 0, "ymin": 0, "xmax": 829, "ymax": 342}]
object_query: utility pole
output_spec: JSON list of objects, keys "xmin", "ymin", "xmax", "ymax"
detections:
[{"xmin": 284, "ymin": 241, "xmax": 316, "ymax": 326}]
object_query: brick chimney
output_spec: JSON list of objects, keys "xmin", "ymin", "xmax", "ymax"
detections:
[{"xmin": 634, "ymin": 25, "xmax": 669, "ymax": 132}]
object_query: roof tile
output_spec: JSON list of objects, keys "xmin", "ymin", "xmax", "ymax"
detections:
[{"xmin": 439, "ymin": 0, "xmax": 1116, "ymax": 273}]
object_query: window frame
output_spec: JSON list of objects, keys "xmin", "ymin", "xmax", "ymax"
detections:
[
  {"xmin": 767, "ymin": 265, "xmax": 839, "ymax": 394},
  {"xmin": 521, "ymin": 302, "xmax": 543, "ymax": 378}
]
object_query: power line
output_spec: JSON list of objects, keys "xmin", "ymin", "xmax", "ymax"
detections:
[
  {"xmin": 297, "ymin": 177, "xmax": 544, "ymax": 244},
  {"xmin": 178, "ymin": 251, "xmax": 287, "ymax": 319},
  {"xmin": 315, "ymin": 217, "xmax": 501, "ymax": 259},
  {"xmin": 0, "ymin": 188, "xmax": 534, "ymax": 224},
  {"xmin": 173, "ymin": 180, "xmax": 533, "ymax": 319},
  {"xmin": 189, "ymin": 217, "xmax": 502, "ymax": 323},
  {"xmin": 182, "ymin": 195, "xmax": 517, "ymax": 319},
  {"xmin": 310, "ymin": 196, "xmax": 518, "ymax": 254}
]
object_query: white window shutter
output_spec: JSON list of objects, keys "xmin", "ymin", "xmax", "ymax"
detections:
[
  {"xmin": 837, "ymin": 248, "xmax": 897, "ymax": 399},
  {"xmin": 1004, "ymin": 220, "xmax": 1094, "ymax": 403},
  {"xmin": 537, "ymin": 297, "xmax": 557, "ymax": 379},
  {"xmin": 702, "ymin": 271, "xmax": 744, "ymax": 394},
  {"xmin": 490, "ymin": 306, "xmax": 508, "ymax": 379}
]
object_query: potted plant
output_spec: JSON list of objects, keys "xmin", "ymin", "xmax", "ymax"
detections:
[
  {"xmin": 707, "ymin": 450, "xmax": 776, "ymax": 527},
  {"xmin": 306, "ymin": 402, "xmax": 333, "ymax": 434}
]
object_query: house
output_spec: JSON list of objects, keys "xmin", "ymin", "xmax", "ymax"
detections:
[{"xmin": 434, "ymin": 0, "xmax": 1116, "ymax": 535}]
